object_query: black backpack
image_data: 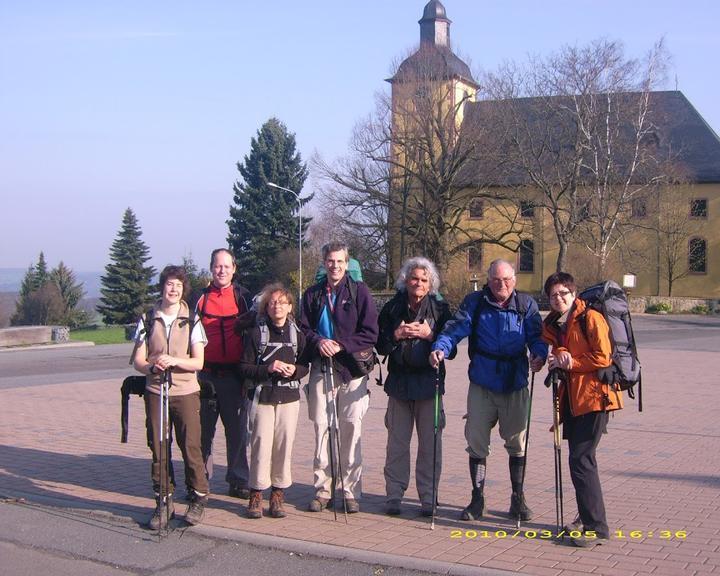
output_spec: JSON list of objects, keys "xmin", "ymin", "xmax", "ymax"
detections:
[{"xmin": 578, "ymin": 280, "xmax": 642, "ymax": 411}]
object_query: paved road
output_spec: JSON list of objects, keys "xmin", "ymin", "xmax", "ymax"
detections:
[
  {"xmin": 2, "ymin": 498, "xmax": 459, "ymax": 576},
  {"xmin": 0, "ymin": 343, "xmax": 132, "ymax": 388}
]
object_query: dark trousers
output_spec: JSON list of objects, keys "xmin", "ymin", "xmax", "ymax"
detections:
[
  {"xmin": 564, "ymin": 410, "xmax": 609, "ymax": 538},
  {"xmin": 199, "ymin": 371, "xmax": 249, "ymax": 488},
  {"xmin": 145, "ymin": 391, "xmax": 208, "ymax": 497}
]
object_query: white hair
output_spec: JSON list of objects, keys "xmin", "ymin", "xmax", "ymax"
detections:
[{"xmin": 395, "ymin": 257, "xmax": 441, "ymax": 295}]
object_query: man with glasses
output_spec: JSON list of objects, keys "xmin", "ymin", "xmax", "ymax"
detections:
[
  {"xmin": 430, "ymin": 259, "xmax": 547, "ymax": 522},
  {"xmin": 299, "ymin": 241, "xmax": 378, "ymax": 514}
]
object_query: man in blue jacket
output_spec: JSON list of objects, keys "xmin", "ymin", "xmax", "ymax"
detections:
[
  {"xmin": 299, "ymin": 241, "xmax": 379, "ymax": 514},
  {"xmin": 430, "ymin": 259, "xmax": 547, "ymax": 521}
]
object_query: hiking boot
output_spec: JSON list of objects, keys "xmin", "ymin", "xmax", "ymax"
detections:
[
  {"xmin": 384, "ymin": 499, "xmax": 401, "ymax": 516},
  {"xmin": 147, "ymin": 495, "xmax": 175, "ymax": 530},
  {"xmin": 509, "ymin": 492, "xmax": 533, "ymax": 521},
  {"xmin": 308, "ymin": 497, "xmax": 331, "ymax": 512},
  {"xmin": 185, "ymin": 495, "xmax": 207, "ymax": 526},
  {"xmin": 570, "ymin": 534, "xmax": 606, "ymax": 548},
  {"xmin": 229, "ymin": 484, "xmax": 251, "ymax": 499},
  {"xmin": 564, "ymin": 514, "xmax": 584, "ymax": 534},
  {"xmin": 269, "ymin": 488, "xmax": 286, "ymax": 518},
  {"xmin": 420, "ymin": 503, "xmax": 434, "ymax": 517},
  {"xmin": 344, "ymin": 498, "xmax": 360, "ymax": 514},
  {"xmin": 460, "ymin": 488, "xmax": 485, "ymax": 521},
  {"xmin": 246, "ymin": 490, "xmax": 263, "ymax": 519}
]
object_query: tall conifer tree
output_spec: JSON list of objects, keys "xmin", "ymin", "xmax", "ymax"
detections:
[
  {"xmin": 97, "ymin": 208, "xmax": 156, "ymax": 325},
  {"xmin": 227, "ymin": 117, "xmax": 310, "ymax": 293}
]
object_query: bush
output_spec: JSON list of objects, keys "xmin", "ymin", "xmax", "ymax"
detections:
[
  {"xmin": 690, "ymin": 304, "xmax": 710, "ymax": 315},
  {"xmin": 645, "ymin": 302, "xmax": 672, "ymax": 314}
]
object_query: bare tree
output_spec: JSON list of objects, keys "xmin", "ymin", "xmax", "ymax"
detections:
[
  {"xmin": 482, "ymin": 39, "xmax": 669, "ymax": 275},
  {"xmin": 637, "ymin": 184, "xmax": 702, "ymax": 296},
  {"xmin": 313, "ymin": 102, "xmax": 394, "ymax": 287},
  {"xmin": 315, "ymin": 48, "xmax": 525, "ymax": 279}
]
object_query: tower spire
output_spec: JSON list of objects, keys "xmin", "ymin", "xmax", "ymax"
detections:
[{"xmin": 419, "ymin": 1, "xmax": 451, "ymax": 48}]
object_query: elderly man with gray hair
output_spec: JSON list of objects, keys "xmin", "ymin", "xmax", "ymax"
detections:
[
  {"xmin": 430, "ymin": 259, "xmax": 547, "ymax": 523},
  {"xmin": 376, "ymin": 257, "xmax": 454, "ymax": 516}
]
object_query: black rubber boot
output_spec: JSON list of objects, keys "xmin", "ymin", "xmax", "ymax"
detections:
[
  {"xmin": 460, "ymin": 488, "xmax": 485, "ymax": 521},
  {"xmin": 508, "ymin": 456, "xmax": 533, "ymax": 521},
  {"xmin": 460, "ymin": 457, "xmax": 487, "ymax": 521},
  {"xmin": 509, "ymin": 491, "xmax": 533, "ymax": 521}
]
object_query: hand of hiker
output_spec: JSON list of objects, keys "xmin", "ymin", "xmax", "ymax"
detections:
[
  {"xmin": 548, "ymin": 351, "xmax": 573, "ymax": 371},
  {"xmin": 269, "ymin": 360, "xmax": 294, "ymax": 378},
  {"xmin": 529, "ymin": 354, "xmax": 545, "ymax": 372},
  {"xmin": 429, "ymin": 350, "xmax": 444, "ymax": 368},
  {"xmin": 318, "ymin": 338, "xmax": 342, "ymax": 357},
  {"xmin": 154, "ymin": 354, "xmax": 176, "ymax": 370}
]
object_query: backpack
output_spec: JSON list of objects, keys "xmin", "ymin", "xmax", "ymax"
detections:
[
  {"xmin": 256, "ymin": 316, "xmax": 299, "ymax": 363},
  {"xmin": 197, "ymin": 282, "xmax": 249, "ymax": 354},
  {"xmin": 198, "ymin": 282, "xmax": 249, "ymax": 321},
  {"xmin": 577, "ymin": 280, "xmax": 642, "ymax": 411},
  {"xmin": 314, "ymin": 258, "xmax": 364, "ymax": 283}
]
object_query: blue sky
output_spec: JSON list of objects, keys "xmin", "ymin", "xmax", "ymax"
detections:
[{"xmin": 1, "ymin": 0, "xmax": 718, "ymax": 272}]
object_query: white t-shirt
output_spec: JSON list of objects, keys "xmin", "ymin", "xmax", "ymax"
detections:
[{"xmin": 134, "ymin": 312, "xmax": 208, "ymax": 347}]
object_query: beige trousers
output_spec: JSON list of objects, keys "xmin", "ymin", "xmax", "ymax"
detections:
[
  {"xmin": 249, "ymin": 400, "xmax": 300, "ymax": 491},
  {"xmin": 306, "ymin": 359, "xmax": 369, "ymax": 500},
  {"xmin": 384, "ymin": 395, "xmax": 445, "ymax": 507},
  {"xmin": 465, "ymin": 384, "xmax": 529, "ymax": 459}
]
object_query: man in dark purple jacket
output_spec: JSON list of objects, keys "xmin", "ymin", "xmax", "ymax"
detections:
[{"xmin": 299, "ymin": 241, "xmax": 379, "ymax": 513}]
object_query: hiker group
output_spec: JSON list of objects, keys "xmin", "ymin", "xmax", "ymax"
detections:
[{"xmin": 130, "ymin": 240, "xmax": 636, "ymax": 548}]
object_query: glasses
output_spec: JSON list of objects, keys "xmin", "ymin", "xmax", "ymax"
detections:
[
  {"xmin": 549, "ymin": 290, "xmax": 572, "ymax": 300},
  {"xmin": 489, "ymin": 276, "xmax": 515, "ymax": 284},
  {"xmin": 268, "ymin": 300, "xmax": 289, "ymax": 307}
]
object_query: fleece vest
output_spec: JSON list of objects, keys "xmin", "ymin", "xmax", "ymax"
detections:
[{"xmin": 145, "ymin": 300, "xmax": 200, "ymax": 397}]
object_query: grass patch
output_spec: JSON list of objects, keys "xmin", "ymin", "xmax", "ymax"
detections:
[{"xmin": 70, "ymin": 326, "xmax": 127, "ymax": 345}]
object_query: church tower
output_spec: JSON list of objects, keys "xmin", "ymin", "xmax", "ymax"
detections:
[{"xmin": 386, "ymin": 1, "xmax": 479, "ymax": 272}]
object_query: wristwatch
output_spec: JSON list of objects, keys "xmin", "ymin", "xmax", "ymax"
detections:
[{"xmin": 149, "ymin": 365, "xmax": 157, "ymax": 375}]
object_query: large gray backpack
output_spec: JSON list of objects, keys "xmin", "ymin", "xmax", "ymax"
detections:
[{"xmin": 578, "ymin": 280, "xmax": 642, "ymax": 411}]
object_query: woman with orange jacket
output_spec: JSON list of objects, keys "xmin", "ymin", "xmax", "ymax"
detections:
[{"xmin": 542, "ymin": 272, "xmax": 622, "ymax": 547}]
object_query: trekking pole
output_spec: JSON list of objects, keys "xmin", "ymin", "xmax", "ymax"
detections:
[
  {"xmin": 430, "ymin": 367, "xmax": 441, "ymax": 530},
  {"xmin": 322, "ymin": 359, "xmax": 339, "ymax": 522},
  {"xmin": 158, "ymin": 369, "xmax": 171, "ymax": 537},
  {"xmin": 516, "ymin": 371, "xmax": 535, "ymax": 530},
  {"xmin": 550, "ymin": 369, "xmax": 565, "ymax": 539},
  {"xmin": 327, "ymin": 360, "xmax": 348, "ymax": 524}
]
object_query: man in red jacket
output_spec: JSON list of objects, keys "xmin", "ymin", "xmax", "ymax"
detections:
[{"xmin": 197, "ymin": 248, "xmax": 251, "ymax": 499}]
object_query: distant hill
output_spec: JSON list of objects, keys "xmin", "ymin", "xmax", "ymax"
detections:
[{"xmin": 0, "ymin": 268, "xmax": 102, "ymax": 298}]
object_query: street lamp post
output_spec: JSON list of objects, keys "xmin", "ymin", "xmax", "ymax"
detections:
[{"xmin": 267, "ymin": 182, "xmax": 302, "ymax": 304}]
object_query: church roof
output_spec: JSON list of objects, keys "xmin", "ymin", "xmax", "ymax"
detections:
[
  {"xmin": 460, "ymin": 90, "xmax": 720, "ymax": 186},
  {"xmin": 389, "ymin": 44, "xmax": 477, "ymax": 86}
]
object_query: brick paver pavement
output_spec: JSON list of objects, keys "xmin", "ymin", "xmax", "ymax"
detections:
[{"xmin": 1, "ymin": 324, "xmax": 718, "ymax": 575}]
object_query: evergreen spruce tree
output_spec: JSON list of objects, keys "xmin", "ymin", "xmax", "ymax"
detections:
[
  {"xmin": 11, "ymin": 252, "xmax": 51, "ymax": 325},
  {"xmin": 50, "ymin": 261, "xmax": 89, "ymax": 328},
  {"xmin": 97, "ymin": 208, "xmax": 156, "ymax": 325},
  {"xmin": 182, "ymin": 253, "xmax": 211, "ymax": 309},
  {"xmin": 227, "ymin": 117, "xmax": 311, "ymax": 293},
  {"xmin": 34, "ymin": 251, "xmax": 49, "ymax": 289},
  {"xmin": 11, "ymin": 257, "xmax": 41, "ymax": 326}
]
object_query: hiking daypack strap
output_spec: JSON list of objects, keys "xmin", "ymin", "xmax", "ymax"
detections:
[{"xmin": 256, "ymin": 319, "xmax": 299, "ymax": 363}]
